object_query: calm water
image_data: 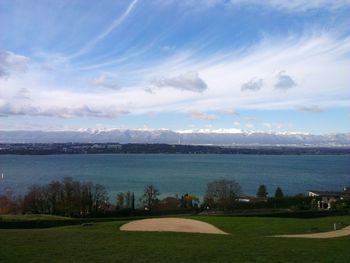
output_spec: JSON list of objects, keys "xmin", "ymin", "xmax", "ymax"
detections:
[{"xmin": 0, "ymin": 154, "xmax": 349, "ymax": 199}]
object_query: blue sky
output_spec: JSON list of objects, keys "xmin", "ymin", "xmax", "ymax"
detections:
[{"xmin": 1, "ymin": 0, "xmax": 350, "ymax": 134}]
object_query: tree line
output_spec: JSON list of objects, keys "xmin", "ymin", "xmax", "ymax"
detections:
[
  {"xmin": 0, "ymin": 179, "xmax": 200, "ymax": 216},
  {"xmin": 1, "ymin": 178, "xmax": 347, "ymax": 216},
  {"xmin": 8, "ymin": 177, "xmax": 109, "ymax": 217}
]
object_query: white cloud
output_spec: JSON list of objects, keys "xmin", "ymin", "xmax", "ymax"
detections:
[
  {"xmin": 151, "ymin": 71, "xmax": 208, "ymax": 93},
  {"xmin": 1, "ymin": 32, "xmax": 349, "ymax": 119},
  {"xmin": 274, "ymin": 71, "xmax": 297, "ymax": 90},
  {"xmin": 241, "ymin": 78, "xmax": 263, "ymax": 92},
  {"xmin": 0, "ymin": 50, "xmax": 30, "ymax": 77},
  {"xmin": 190, "ymin": 111, "xmax": 218, "ymax": 121},
  {"xmin": 233, "ymin": 121, "xmax": 240, "ymax": 126}
]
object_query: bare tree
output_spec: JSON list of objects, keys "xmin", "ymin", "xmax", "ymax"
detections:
[
  {"xmin": 142, "ymin": 185, "xmax": 160, "ymax": 209},
  {"xmin": 47, "ymin": 180, "xmax": 62, "ymax": 214},
  {"xmin": 116, "ymin": 192, "xmax": 125, "ymax": 209},
  {"xmin": 22, "ymin": 178, "xmax": 110, "ymax": 216},
  {"xmin": 91, "ymin": 184, "xmax": 108, "ymax": 213},
  {"xmin": 131, "ymin": 192, "xmax": 135, "ymax": 210},
  {"xmin": 81, "ymin": 182, "xmax": 93, "ymax": 216},
  {"xmin": 204, "ymin": 179, "xmax": 242, "ymax": 210},
  {"xmin": 23, "ymin": 185, "xmax": 47, "ymax": 214},
  {"xmin": 125, "ymin": 191, "xmax": 132, "ymax": 208}
]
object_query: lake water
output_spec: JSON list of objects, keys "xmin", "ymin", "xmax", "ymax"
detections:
[{"xmin": 0, "ymin": 154, "xmax": 349, "ymax": 200}]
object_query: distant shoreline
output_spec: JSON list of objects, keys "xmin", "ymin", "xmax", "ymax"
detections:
[{"xmin": 1, "ymin": 143, "xmax": 350, "ymax": 155}]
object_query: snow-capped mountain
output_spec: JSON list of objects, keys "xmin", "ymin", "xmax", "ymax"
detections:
[{"xmin": 0, "ymin": 129, "xmax": 349, "ymax": 146}]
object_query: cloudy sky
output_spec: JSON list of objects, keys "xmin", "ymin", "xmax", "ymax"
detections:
[{"xmin": 1, "ymin": 0, "xmax": 350, "ymax": 134}]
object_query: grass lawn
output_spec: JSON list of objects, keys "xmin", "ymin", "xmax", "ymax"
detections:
[{"xmin": 0, "ymin": 215, "xmax": 350, "ymax": 262}]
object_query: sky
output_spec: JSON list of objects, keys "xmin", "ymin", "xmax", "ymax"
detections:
[{"xmin": 0, "ymin": 0, "xmax": 350, "ymax": 134}]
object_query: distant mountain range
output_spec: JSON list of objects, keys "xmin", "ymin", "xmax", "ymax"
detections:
[{"xmin": 0, "ymin": 129, "xmax": 349, "ymax": 146}]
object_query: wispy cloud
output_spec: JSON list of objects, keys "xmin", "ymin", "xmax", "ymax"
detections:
[
  {"xmin": 4, "ymin": 32, "xmax": 350, "ymax": 118},
  {"xmin": 1, "ymin": 32, "xmax": 349, "ymax": 120},
  {"xmin": 223, "ymin": 0, "xmax": 350, "ymax": 11},
  {"xmin": 70, "ymin": 0, "xmax": 139, "ymax": 58},
  {"xmin": 1, "ymin": 0, "xmax": 349, "ymax": 134},
  {"xmin": 161, "ymin": 0, "xmax": 350, "ymax": 13}
]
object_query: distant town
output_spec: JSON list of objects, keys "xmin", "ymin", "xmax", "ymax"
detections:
[{"xmin": 1, "ymin": 143, "xmax": 350, "ymax": 155}]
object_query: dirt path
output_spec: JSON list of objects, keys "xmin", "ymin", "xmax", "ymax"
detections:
[
  {"xmin": 120, "ymin": 218, "xmax": 228, "ymax": 235},
  {"xmin": 273, "ymin": 226, "xmax": 350, "ymax": 239}
]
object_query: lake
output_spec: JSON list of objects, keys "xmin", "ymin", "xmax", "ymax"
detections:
[{"xmin": 0, "ymin": 154, "xmax": 349, "ymax": 200}]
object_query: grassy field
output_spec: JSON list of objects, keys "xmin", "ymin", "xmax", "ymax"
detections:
[{"xmin": 1, "ymin": 215, "xmax": 350, "ymax": 262}]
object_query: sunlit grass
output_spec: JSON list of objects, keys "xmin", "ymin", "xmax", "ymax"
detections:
[{"xmin": 1, "ymin": 215, "xmax": 350, "ymax": 262}]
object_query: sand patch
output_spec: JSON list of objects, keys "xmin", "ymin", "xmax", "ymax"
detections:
[
  {"xmin": 120, "ymin": 218, "xmax": 228, "ymax": 235},
  {"xmin": 273, "ymin": 226, "xmax": 350, "ymax": 239}
]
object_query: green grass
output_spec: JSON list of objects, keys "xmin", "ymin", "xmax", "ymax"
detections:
[{"xmin": 1, "ymin": 215, "xmax": 350, "ymax": 262}]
